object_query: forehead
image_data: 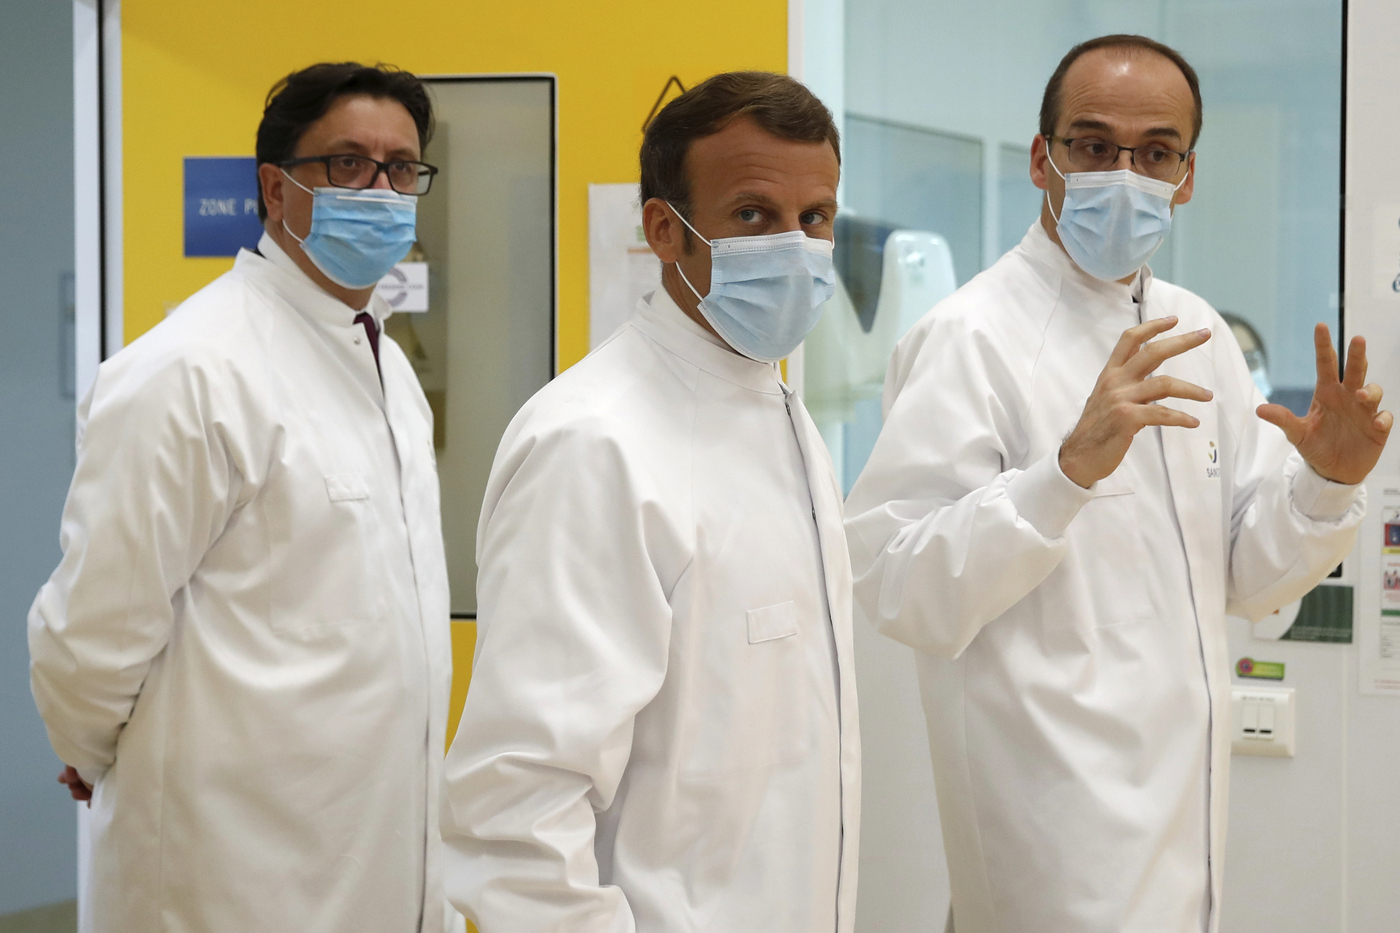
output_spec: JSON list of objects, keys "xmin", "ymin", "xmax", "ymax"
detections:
[
  {"xmin": 684, "ymin": 115, "xmax": 839, "ymax": 202},
  {"xmin": 295, "ymin": 94, "xmax": 421, "ymax": 157},
  {"xmin": 1057, "ymin": 48, "xmax": 1195, "ymax": 140}
]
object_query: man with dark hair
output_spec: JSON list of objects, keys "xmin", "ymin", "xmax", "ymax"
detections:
[
  {"xmin": 441, "ymin": 71, "xmax": 859, "ymax": 932},
  {"xmin": 29, "ymin": 62, "xmax": 457, "ymax": 932},
  {"xmin": 846, "ymin": 36, "xmax": 1389, "ymax": 933}
]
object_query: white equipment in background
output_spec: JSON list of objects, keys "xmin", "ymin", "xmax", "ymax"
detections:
[
  {"xmin": 804, "ymin": 220, "xmax": 960, "ymax": 931},
  {"xmin": 805, "ymin": 225, "xmax": 957, "ymax": 473}
]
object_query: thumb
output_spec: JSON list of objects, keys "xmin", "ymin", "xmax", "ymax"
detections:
[{"xmin": 1257, "ymin": 403, "xmax": 1306, "ymax": 446}]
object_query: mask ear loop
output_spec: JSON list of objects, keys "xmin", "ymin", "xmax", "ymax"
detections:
[
  {"xmin": 280, "ymin": 169, "xmax": 315, "ymax": 246},
  {"xmin": 665, "ymin": 202, "xmax": 713, "ymax": 303},
  {"xmin": 1045, "ymin": 148, "xmax": 1070, "ymax": 225}
]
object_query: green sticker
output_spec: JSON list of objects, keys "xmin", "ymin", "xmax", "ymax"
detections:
[{"xmin": 1236, "ymin": 657, "xmax": 1285, "ymax": 680}]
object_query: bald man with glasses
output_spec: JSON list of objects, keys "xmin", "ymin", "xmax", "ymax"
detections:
[{"xmin": 846, "ymin": 34, "xmax": 1388, "ymax": 933}]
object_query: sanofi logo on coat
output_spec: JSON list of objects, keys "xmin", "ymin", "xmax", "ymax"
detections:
[{"xmin": 1207, "ymin": 440, "xmax": 1220, "ymax": 478}]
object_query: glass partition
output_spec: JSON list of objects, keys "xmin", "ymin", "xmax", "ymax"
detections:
[
  {"xmin": 387, "ymin": 77, "xmax": 555, "ymax": 617},
  {"xmin": 827, "ymin": 0, "xmax": 1341, "ymax": 489}
]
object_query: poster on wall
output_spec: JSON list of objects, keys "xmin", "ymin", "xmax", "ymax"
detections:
[
  {"xmin": 588, "ymin": 183, "xmax": 660, "ymax": 349},
  {"xmin": 1362, "ymin": 480, "xmax": 1400, "ymax": 694},
  {"xmin": 183, "ymin": 156, "xmax": 262, "ymax": 257}
]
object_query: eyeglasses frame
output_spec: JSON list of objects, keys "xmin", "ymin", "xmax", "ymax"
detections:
[
  {"xmin": 279, "ymin": 153, "xmax": 440, "ymax": 195},
  {"xmin": 1049, "ymin": 135, "xmax": 1192, "ymax": 179}
]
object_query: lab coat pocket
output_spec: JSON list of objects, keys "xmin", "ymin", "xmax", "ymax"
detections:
[
  {"xmin": 325, "ymin": 472, "xmax": 370, "ymax": 501},
  {"xmin": 747, "ymin": 601, "xmax": 799, "ymax": 644},
  {"xmin": 270, "ymin": 471, "xmax": 381, "ymax": 637}
]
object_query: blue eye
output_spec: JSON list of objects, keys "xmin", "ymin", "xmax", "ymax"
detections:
[{"xmin": 738, "ymin": 209, "xmax": 761, "ymax": 223}]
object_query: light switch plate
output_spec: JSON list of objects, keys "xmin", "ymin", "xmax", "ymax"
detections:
[{"xmin": 1231, "ymin": 685, "xmax": 1296, "ymax": 757}]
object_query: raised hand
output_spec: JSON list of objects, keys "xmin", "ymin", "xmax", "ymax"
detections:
[
  {"xmin": 1256, "ymin": 323, "xmax": 1391, "ymax": 486},
  {"xmin": 1059, "ymin": 316, "xmax": 1214, "ymax": 489}
]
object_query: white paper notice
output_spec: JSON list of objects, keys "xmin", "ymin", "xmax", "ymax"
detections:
[
  {"xmin": 1363, "ymin": 480, "xmax": 1400, "ymax": 694},
  {"xmin": 589, "ymin": 183, "xmax": 660, "ymax": 349},
  {"xmin": 376, "ymin": 261, "xmax": 429, "ymax": 312}
]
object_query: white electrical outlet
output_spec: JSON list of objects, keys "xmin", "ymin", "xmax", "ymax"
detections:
[{"xmin": 1230, "ymin": 686, "xmax": 1296, "ymax": 758}]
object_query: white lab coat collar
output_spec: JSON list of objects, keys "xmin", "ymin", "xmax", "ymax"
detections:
[
  {"xmin": 1020, "ymin": 219, "xmax": 1155, "ymax": 310},
  {"xmin": 631, "ymin": 284, "xmax": 786, "ymax": 396},
  {"xmin": 242, "ymin": 231, "xmax": 391, "ymax": 328}
]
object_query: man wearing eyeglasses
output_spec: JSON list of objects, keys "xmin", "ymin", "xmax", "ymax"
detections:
[
  {"xmin": 29, "ymin": 63, "xmax": 458, "ymax": 933},
  {"xmin": 846, "ymin": 35, "xmax": 1389, "ymax": 933}
]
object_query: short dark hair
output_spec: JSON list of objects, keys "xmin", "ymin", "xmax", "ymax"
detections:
[
  {"xmin": 1040, "ymin": 35, "xmax": 1202, "ymax": 148},
  {"xmin": 640, "ymin": 71, "xmax": 840, "ymax": 239},
  {"xmin": 255, "ymin": 62, "xmax": 434, "ymax": 220}
]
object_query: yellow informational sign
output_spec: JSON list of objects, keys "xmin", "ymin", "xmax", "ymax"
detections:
[{"xmin": 120, "ymin": 0, "xmax": 788, "ymax": 370}]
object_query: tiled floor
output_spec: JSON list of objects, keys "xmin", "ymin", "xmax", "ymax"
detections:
[{"xmin": 0, "ymin": 901, "xmax": 76, "ymax": 933}]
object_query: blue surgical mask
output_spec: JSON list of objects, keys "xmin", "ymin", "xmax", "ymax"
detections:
[
  {"xmin": 1047, "ymin": 157, "xmax": 1188, "ymax": 281},
  {"xmin": 668, "ymin": 204, "xmax": 836, "ymax": 362},
  {"xmin": 282, "ymin": 171, "xmax": 418, "ymax": 289}
]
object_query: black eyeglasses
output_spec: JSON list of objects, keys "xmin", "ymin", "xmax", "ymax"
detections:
[
  {"xmin": 280, "ymin": 154, "xmax": 439, "ymax": 195},
  {"xmin": 1051, "ymin": 136, "xmax": 1190, "ymax": 181}
]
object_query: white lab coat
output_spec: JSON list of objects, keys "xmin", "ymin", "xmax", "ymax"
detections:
[
  {"xmin": 29, "ymin": 233, "xmax": 453, "ymax": 933},
  {"xmin": 441, "ymin": 288, "xmax": 860, "ymax": 933},
  {"xmin": 845, "ymin": 222, "xmax": 1363, "ymax": 933}
]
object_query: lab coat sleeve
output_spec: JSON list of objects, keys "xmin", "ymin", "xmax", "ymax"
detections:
[
  {"xmin": 1220, "ymin": 331, "xmax": 1364, "ymax": 621},
  {"xmin": 441, "ymin": 419, "xmax": 674, "ymax": 933},
  {"xmin": 28, "ymin": 345, "xmax": 246, "ymax": 783},
  {"xmin": 845, "ymin": 315, "xmax": 1094, "ymax": 658}
]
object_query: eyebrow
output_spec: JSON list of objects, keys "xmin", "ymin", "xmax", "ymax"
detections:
[
  {"xmin": 1066, "ymin": 118, "xmax": 1183, "ymax": 143},
  {"xmin": 320, "ymin": 138, "xmax": 420, "ymax": 159},
  {"xmin": 725, "ymin": 191, "xmax": 840, "ymax": 213}
]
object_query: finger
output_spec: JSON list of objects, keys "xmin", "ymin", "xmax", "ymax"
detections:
[
  {"xmin": 1257, "ymin": 402, "xmax": 1306, "ymax": 446},
  {"xmin": 1376, "ymin": 410, "xmax": 1394, "ymax": 436},
  {"xmin": 1140, "ymin": 404, "xmax": 1201, "ymax": 429},
  {"xmin": 1313, "ymin": 323, "xmax": 1340, "ymax": 386},
  {"xmin": 1343, "ymin": 335, "xmax": 1369, "ymax": 391},
  {"xmin": 1134, "ymin": 375, "xmax": 1214, "ymax": 404},
  {"xmin": 1127, "ymin": 328, "xmax": 1212, "ymax": 377},
  {"xmin": 1357, "ymin": 382, "xmax": 1384, "ymax": 410},
  {"xmin": 1108, "ymin": 316, "xmax": 1179, "ymax": 368}
]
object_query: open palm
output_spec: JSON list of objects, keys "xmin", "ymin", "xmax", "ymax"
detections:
[{"xmin": 1256, "ymin": 323, "xmax": 1392, "ymax": 486}]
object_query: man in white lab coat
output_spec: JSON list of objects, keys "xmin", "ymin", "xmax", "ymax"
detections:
[
  {"xmin": 441, "ymin": 72, "xmax": 860, "ymax": 932},
  {"xmin": 29, "ymin": 63, "xmax": 455, "ymax": 932},
  {"xmin": 845, "ymin": 35, "xmax": 1391, "ymax": 933}
]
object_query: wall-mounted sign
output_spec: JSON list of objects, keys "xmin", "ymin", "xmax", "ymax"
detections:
[
  {"xmin": 376, "ymin": 261, "xmax": 429, "ymax": 312},
  {"xmin": 184, "ymin": 156, "xmax": 262, "ymax": 257}
]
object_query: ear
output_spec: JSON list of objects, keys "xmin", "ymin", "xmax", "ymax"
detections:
[
  {"xmin": 258, "ymin": 162, "xmax": 286, "ymax": 225},
  {"xmin": 1029, "ymin": 134, "xmax": 1051, "ymax": 192},
  {"xmin": 642, "ymin": 198, "xmax": 683, "ymax": 264},
  {"xmin": 1174, "ymin": 151, "xmax": 1197, "ymax": 207}
]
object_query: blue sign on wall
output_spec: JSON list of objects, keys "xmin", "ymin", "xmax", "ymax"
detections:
[{"xmin": 183, "ymin": 156, "xmax": 263, "ymax": 257}]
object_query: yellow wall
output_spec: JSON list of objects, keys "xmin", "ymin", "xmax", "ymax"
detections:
[{"xmin": 121, "ymin": 0, "xmax": 789, "ymax": 370}]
